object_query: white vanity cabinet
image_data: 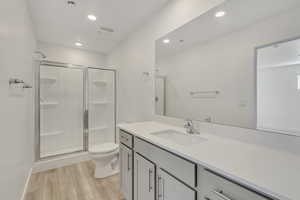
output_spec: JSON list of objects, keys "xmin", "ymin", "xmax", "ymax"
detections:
[
  {"xmin": 119, "ymin": 129, "xmax": 274, "ymax": 200},
  {"xmin": 134, "ymin": 153, "xmax": 155, "ymax": 200},
  {"xmin": 134, "ymin": 136, "xmax": 196, "ymax": 200},
  {"xmin": 120, "ymin": 143, "xmax": 133, "ymax": 200},
  {"xmin": 157, "ymin": 168, "xmax": 196, "ymax": 200}
]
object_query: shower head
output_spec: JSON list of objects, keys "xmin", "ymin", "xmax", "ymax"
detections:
[{"xmin": 34, "ymin": 51, "xmax": 47, "ymax": 59}]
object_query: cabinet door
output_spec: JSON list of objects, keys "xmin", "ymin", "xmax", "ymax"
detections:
[
  {"xmin": 120, "ymin": 144, "xmax": 133, "ymax": 200},
  {"xmin": 134, "ymin": 153, "xmax": 155, "ymax": 200},
  {"xmin": 157, "ymin": 168, "xmax": 196, "ymax": 200}
]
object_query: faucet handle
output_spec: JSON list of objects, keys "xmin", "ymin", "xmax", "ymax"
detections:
[{"xmin": 184, "ymin": 119, "xmax": 193, "ymax": 127}]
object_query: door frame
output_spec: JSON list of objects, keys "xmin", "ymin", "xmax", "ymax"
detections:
[
  {"xmin": 35, "ymin": 60, "xmax": 117, "ymax": 161},
  {"xmin": 155, "ymin": 75, "xmax": 166, "ymax": 116}
]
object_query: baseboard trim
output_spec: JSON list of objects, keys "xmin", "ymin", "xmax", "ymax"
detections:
[
  {"xmin": 20, "ymin": 167, "xmax": 32, "ymax": 200},
  {"xmin": 32, "ymin": 152, "xmax": 91, "ymax": 173}
]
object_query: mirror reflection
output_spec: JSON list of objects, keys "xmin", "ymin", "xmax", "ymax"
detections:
[
  {"xmin": 257, "ymin": 38, "xmax": 300, "ymax": 136},
  {"xmin": 155, "ymin": 0, "xmax": 300, "ymax": 136}
]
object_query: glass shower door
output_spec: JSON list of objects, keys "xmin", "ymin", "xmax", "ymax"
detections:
[
  {"xmin": 39, "ymin": 65, "xmax": 84, "ymax": 158},
  {"xmin": 88, "ymin": 68, "xmax": 115, "ymax": 149}
]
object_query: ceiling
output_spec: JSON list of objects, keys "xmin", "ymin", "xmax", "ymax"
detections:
[
  {"xmin": 156, "ymin": 0, "xmax": 300, "ymax": 60},
  {"xmin": 28, "ymin": 0, "xmax": 169, "ymax": 54}
]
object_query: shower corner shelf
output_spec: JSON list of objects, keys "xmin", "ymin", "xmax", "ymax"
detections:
[
  {"xmin": 40, "ymin": 101, "xmax": 59, "ymax": 107},
  {"xmin": 41, "ymin": 131, "xmax": 63, "ymax": 137},
  {"xmin": 89, "ymin": 126, "xmax": 108, "ymax": 133},
  {"xmin": 93, "ymin": 80, "xmax": 107, "ymax": 86},
  {"xmin": 40, "ymin": 77, "xmax": 57, "ymax": 84},
  {"xmin": 91, "ymin": 101, "xmax": 109, "ymax": 105}
]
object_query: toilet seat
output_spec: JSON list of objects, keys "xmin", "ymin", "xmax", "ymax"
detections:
[{"xmin": 89, "ymin": 143, "xmax": 119, "ymax": 154}]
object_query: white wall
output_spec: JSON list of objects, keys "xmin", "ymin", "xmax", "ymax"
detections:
[
  {"xmin": 38, "ymin": 42, "xmax": 107, "ymax": 67},
  {"xmin": 157, "ymin": 7, "xmax": 300, "ymax": 129},
  {"xmin": 0, "ymin": 0, "xmax": 36, "ymax": 199},
  {"xmin": 107, "ymin": 0, "xmax": 225, "ymax": 123}
]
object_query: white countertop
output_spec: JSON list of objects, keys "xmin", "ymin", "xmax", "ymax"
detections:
[{"xmin": 118, "ymin": 121, "xmax": 300, "ymax": 200}]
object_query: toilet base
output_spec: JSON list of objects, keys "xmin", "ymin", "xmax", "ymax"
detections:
[
  {"xmin": 92, "ymin": 153, "xmax": 119, "ymax": 179},
  {"xmin": 94, "ymin": 164, "xmax": 119, "ymax": 179}
]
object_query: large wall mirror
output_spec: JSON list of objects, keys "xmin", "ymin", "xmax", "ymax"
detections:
[{"xmin": 155, "ymin": 0, "xmax": 300, "ymax": 136}]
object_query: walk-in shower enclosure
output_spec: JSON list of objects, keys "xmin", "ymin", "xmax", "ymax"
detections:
[{"xmin": 35, "ymin": 61, "xmax": 116, "ymax": 159}]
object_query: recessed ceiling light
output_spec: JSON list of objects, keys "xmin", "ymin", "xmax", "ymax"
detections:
[
  {"xmin": 163, "ymin": 39, "xmax": 170, "ymax": 44},
  {"xmin": 88, "ymin": 15, "xmax": 97, "ymax": 21},
  {"xmin": 75, "ymin": 42, "xmax": 83, "ymax": 47},
  {"xmin": 215, "ymin": 10, "xmax": 226, "ymax": 18}
]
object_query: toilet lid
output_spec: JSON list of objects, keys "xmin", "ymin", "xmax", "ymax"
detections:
[{"xmin": 89, "ymin": 143, "xmax": 119, "ymax": 154}]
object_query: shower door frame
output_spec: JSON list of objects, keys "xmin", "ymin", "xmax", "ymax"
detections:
[{"xmin": 35, "ymin": 60, "xmax": 117, "ymax": 161}]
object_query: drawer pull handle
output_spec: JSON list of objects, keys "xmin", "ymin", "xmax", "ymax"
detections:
[
  {"xmin": 158, "ymin": 176, "xmax": 163, "ymax": 199},
  {"xmin": 213, "ymin": 190, "xmax": 232, "ymax": 200},
  {"xmin": 127, "ymin": 153, "xmax": 131, "ymax": 171},
  {"xmin": 149, "ymin": 169, "xmax": 153, "ymax": 192},
  {"xmin": 121, "ymin": 135, "xmax": 129, "ymax": 141}
]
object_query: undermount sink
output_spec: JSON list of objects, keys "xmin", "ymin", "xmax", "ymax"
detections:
[{"xmin": 150, "ymin": 130, "xmax": 207, "ymax": 146}]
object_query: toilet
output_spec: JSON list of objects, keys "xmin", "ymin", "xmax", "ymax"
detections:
[{"xmin": 89, "ymin": 142, "xmax": 119, "ymax": 179}]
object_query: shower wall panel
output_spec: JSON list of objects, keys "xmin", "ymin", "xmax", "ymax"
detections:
[{"xmin": 88, "ymin": 68, "xmax": 115, "ymax": 148}]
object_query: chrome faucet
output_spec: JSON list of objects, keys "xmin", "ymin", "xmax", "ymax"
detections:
[{"xmin": 184, "ymin": 119, "xmax": 198, "ymax": 134}]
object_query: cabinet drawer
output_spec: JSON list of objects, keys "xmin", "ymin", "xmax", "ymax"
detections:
[
  {"xmin": 199, "ymin": 170, "xmax": 270, "ymax": 200},
  {"xmin": 134, "ymin": 137, "xmax": 196, "ymax": 187},
  {"xmin": 120, "ymin": 130, "xmax": 133, "ymax": 148}
]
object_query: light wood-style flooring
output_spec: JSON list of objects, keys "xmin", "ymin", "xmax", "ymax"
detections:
[{"xmin": 25, "ymin": 161, "xmax": 123, "ymax": 200}]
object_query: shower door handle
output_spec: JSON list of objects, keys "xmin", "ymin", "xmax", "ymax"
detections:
[{"xmin": 84, "ymin": 110, "xmax": 89, "ymax": 130}]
